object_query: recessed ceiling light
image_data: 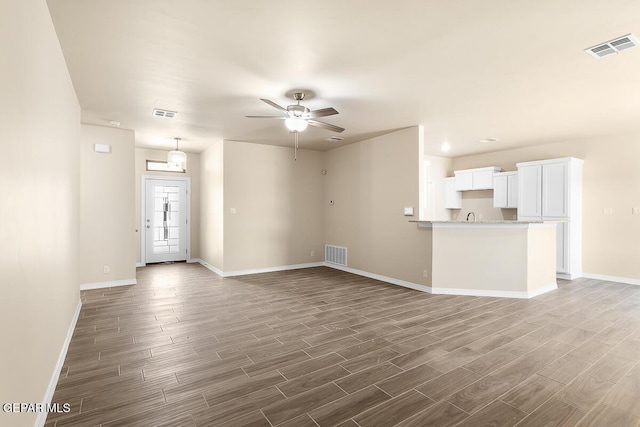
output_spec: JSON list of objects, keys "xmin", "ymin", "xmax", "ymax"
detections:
[
  {"xmin": 152, "ymin": 109, "xmax": 177, "ymax": 118},
  {"xmin": 441, "ymin": 142, "xmax": 451, "ymax": 152},
  {"xmin": 480, "ymin": 137, "xmax": 500, "ymax": 143}
]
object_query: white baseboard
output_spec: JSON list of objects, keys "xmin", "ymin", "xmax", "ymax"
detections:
[
  {"xmin": 187, "ymin": 258, "xmax": 200, "ymax": 264},
  {"xmin": 34, "ymin": 299, "xmax": 82, "ymax": 427},
  {"xmin": 195, "ymin": 259, "xmax": 224, "ymax": 276},
  {"xmin": 79, "ymin": 278, "xmax": 137, "ymax": 291},
  {"xmin": 323, "ymin": 263, "xmax": 432, "ymax": 294},
  {"xmin": 430, "ymin": 282, "xmax": 558, "ymax": 299},
  {"xmin": 195, "ymin": 259, "xmax": 325, "ymax": 278},
  {"xmin": 135, "ymin": 262, "xmax": 145, "ymax": 268},
  {"xmin": 582, "ymin": 273, "xmax": 640, "ymax": 286},
  {"xmin": 557, "ymin": 271, "xmax": 582, "ymax": 280}
]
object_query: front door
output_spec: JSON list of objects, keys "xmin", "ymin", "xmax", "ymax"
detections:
[{"xmin": 144, "ymin": 178, "xmax": 188, "ymax": 264}]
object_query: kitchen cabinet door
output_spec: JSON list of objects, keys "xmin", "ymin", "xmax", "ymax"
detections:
[
  {"xmin": 507, "ymin": 173, "xmax": 518, "ymax": 208},
  {"xmin": 473, "ymin": 170, "xmax": 495, "ymax": 190},
  {"xmin": 454, "ymin": 171, "xmax": 473, "ymax": 191},
  {"xmin": 444, "ymin": 177, "xmax": 462, "ymax": 209},
  {"xmin": 518, "ymin": 165, "xmax": 542, "ymax": 218},
  {"xmin": 542, "ymin": 161, "xmax": 569, "ymax": 218},
  {"xmin": 493, "ymin": 174, "xmax": 508, "ymax": 208}
]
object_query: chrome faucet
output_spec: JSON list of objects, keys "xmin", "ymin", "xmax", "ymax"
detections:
[{"xmin": 466, "ymin": 212, "xmax": 476, "ymax": 222}]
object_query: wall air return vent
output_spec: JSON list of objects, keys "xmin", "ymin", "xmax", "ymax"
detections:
[
  {"xmin": 153, "ymin": 108, "xmax": 177, "ymax": 118},
  {"xmin": 325, "ymin": 245, "xmax": 347, "ymax": 266},
  {"xmin": 585, "ymin": 34, "xmax": 639, "ymax": 58}
]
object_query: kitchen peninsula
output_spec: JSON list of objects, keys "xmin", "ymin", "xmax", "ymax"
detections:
[{"xmin": 414, "ymin": 220, "xmax": 558, "ymax": 298}]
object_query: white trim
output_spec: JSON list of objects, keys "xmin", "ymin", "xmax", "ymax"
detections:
[
  {"xmin": 195, "ymin": 259, "xmax": 224, "ymax": 276},
  {"xmin": 141, "ymin": 175, "xmax": 191, "ymax": 265},
  {"xmin": 582, "ymin": 273, "xmax": 640, "ymax": 286},
  {"xmin": 323, "ymin": 263, "xmax": 432, "ymax": 294},
  {"xmin": 194, "ymin": 259, "xmax": 325, "ymax": 278},
  {"xmin": 430, "ymin": 282, "xmax": 558, "ymax": 299},
  {"xmin": 135, "ymin": 262, "xmax": 145, "ymax": 268},
  {"xmin": 557, "ymin": 272, "xmax": 583, "ymax": 280},
  {"xmin": 80, "ymin": 278, "xmax": 137, "ymax": 291},
  {"xmin": 35, "ymin": 300, "xmax": 82, "ymax": 427},
  {"xmin": 223, "ymin": 263, "xmax": 325, "ymax": 277}
]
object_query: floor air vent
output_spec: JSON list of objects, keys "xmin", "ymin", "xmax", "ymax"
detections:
[
  {"xmin": 325, "ymin": 245, "xmax": 347, "ymax": 266},
  {"xmin": 585, "ymin": 34, "xmax": 639, "ymax": 58}
]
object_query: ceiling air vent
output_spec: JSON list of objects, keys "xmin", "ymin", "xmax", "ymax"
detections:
[
  {"xmin": 152, "ymin": 108, "xmax": 177, "ymax": 118},
  {"xmin": 585, "ymin": 34, "xmax": 639, "ymax": 59},
  {"xmin": 327, "ymin": 136, "xmax": 343, "ymax": 142}
]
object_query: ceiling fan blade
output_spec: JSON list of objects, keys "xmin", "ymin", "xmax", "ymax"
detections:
[
  {"xmin": 307, "ymin": 119, "xmax": 345, "ymax": 133},
  {"xmin": 260, "ymin": 98, "xmax": 287, "ymax": 112},
  {"xmin": 245, "ymin": 115, "xmax": 286, "ymax": 119},
  {"xmin": 307, "ymin": 107, "xmax": 339, "ymax": 118}
]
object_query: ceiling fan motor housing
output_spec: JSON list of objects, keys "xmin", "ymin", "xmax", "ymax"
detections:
[{"xmin": 287, "ymin": 104, "xmax": 309, "ymax": 118}]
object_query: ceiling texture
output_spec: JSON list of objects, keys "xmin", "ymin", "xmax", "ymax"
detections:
[{"xmin": 47, "ymin": 0, "xmax": 640, "ymax": 157}]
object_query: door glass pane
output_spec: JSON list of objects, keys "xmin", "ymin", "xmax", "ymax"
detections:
[{"xmin": 152, "ymin": 185, "xmax": 181, "ymax": 254}]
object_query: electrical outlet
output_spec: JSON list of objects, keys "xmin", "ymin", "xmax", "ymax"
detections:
[
  {"xmin": 423, "ymin": 269, "xmax": 428, "ymax": 278},
  {"xmin": 602, "ymin": 207, "xmax": 613, "ymax": 215},
  {"xmin": 230, "ymin": 208, "xmax": 237, "ymax": 214},
  {"xmin": 478, "ymin": 213, "xmax": 484, "ymax": 219},
  {"xmin": 633, "ymin": 207, "xmax": 640, "ymax": 215},
  {"xmin": 311, "ymin": 250, "xmax": 315, "ymax": 257},
  {"xmin": 103, "ymin": 265, "xmax": 110, "ymax": 274}
]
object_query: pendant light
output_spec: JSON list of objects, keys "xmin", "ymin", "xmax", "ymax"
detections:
[{"xmin": 168, "ymin": 137, "xmax": 187, "ymax": 170}]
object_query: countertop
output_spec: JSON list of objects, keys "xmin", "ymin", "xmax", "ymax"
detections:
[{"xmin": 410, "ymin": 220, "xmax": 545, "ymax": 224}]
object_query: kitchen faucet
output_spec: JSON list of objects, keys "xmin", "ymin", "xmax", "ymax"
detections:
[{"xmin": 466, "ymin": 212, "xmax": 476, "ymax": 222}]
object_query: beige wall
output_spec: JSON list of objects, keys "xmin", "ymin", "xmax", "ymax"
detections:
[
  {"xmin": 199, "ymin": 140, "xmax": 224, "ymax": 270},
  {"xmin": 222, "ymin": 141, "xmax": 325, "ymax": 272},
  {"xmin": 451, "ymin": 132, "xmax": 640, "ymax": 280},
  {"xmin": 134, "ymin": 148, "xmax": 201, "ymax": 263},
  {"xmin": 0, "ymin": 0, "xmax": 81, "ymax": 425},
  {"xmin": 79, "ymin": 124, "xmax": 136, "ymax": 285},
  {"xmin": 324, "ymin": 127, "xmax": 431, "ymax": 286}
]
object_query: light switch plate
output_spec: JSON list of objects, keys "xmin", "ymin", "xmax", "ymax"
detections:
[
  {"xmin": 633, "ymin": 207, "xmax": 640, "ymax": 215},
  {"xmin": 603, "ymin": 207, "xmax": 613, "ymax": 215},
  {"xmin": 403, "ymin": 207, "xmax": 414, "ymax": 216}
]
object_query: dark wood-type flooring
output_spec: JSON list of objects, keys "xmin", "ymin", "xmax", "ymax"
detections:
[{"xmin": 46, "ymin": 263, "xmax": 640, "ymax": 426}]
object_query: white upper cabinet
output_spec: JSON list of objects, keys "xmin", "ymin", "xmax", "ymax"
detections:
[
  {"xmin": 444, "ymin": 177, "xmax": 462, "ymax": 209},
  {"xmin": 517, "ymin": 165, "xmax": 543, "ymax": 217},
  {"xmin": 493, "ymin": 171, "xmax": 518, "ymax": 209},
  {"xmin": 454, "ymin": 167, "xmax": 501, "ymax": 191},
  {"xmin": 517, "ymin": 158, "xmax": 580, "ymax": 219},
  {"xmin": 542, "ymin": 161, "xmax": 569, "ymax": 217}
]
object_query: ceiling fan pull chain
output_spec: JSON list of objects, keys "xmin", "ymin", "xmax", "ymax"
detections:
[{"xmin": 294, "ymin": 131, "xmax": 298, "ymax": 161}]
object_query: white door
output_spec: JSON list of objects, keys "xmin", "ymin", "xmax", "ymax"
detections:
[{"xmin": 144, "ymin": 179, "xmax": 188, "ymax": 263}]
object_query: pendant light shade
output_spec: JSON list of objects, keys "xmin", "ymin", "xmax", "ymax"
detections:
[{"xmin": 168, "ymin": 138, "xmax": 187, "ymax": 170}]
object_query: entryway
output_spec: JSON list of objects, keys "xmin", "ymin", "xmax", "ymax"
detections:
[{"xmin": 142, "ymin": 177, "xmax": 190, "ymax": 264}]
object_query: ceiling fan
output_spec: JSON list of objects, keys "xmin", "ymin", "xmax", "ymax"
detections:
[{"xmin": 246, "ymin": 91, "xmax": 345, "ymax": 134}]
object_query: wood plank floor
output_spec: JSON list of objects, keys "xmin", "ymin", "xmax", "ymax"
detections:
[{"xmin": 46, "ymin": 263, "xmax": 640, "ymax": 426}]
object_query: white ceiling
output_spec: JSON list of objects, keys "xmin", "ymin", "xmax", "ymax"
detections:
[{"xmin": 47, "ymin": 0, "xmax": 640, "ymax": 157}]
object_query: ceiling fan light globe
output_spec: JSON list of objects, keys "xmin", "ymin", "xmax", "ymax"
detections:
[{"xmin": 285, "ymin": 117, "xmax": 308, "ymax": 132}]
